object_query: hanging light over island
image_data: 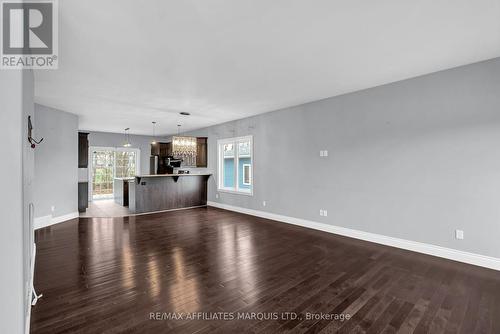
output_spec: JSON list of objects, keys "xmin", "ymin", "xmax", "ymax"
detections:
[
  {"xmin": 123, "ymin": 128, "xmax": 131, "ymax": 147},
  {"xmin": 172, "ymin": 124, "xmax": 197, "ymax": 157},
  {"xmin": 151, "ymin": 121, "xmax": 157, "ymax": 145}
]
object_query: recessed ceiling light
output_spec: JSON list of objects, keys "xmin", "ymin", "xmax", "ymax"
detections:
[{"xmin": 179, "ymin": 112, "xmax": 190, "ymax": 116}]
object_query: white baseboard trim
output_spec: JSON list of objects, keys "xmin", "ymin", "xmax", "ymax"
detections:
[
  {"xmin": 207, "ymin": 201, "xmax": 500, "ymax": 271},
  {"xmin": 34, "ymin": 212, "xmax": 79, "ymax": 230}
]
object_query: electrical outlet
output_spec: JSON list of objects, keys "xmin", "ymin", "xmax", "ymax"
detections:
[
  {"xmin": 262, "ymin": 201, "xmax": 266, "ymax": 207},
  {"xmin": 51, "ymin": 206, "xmax": 55, "ymax": 213},
  {"xmin": 215, "ymin": 193, "xmax": 219, "ymax": 199},
  {"xmin": 319, "ymin": 209, "xmax": 324, "ymax": 216},
  {"xmin": 320, "ymin": 150, "xmax": 324, "ymax": 157},
  {"xmin": 323, "ymin": 210, "xmax": 328, "ymax": 217},
  {"xmin": 455, "ymin": 229, "xmax": 464, "ymax": 240},
  {"xmin": 323, "ymin": 150, "xmax": 328, "ymax": 157}
]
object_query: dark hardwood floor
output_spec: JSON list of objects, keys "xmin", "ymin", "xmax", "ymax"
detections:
[{"xmin": 31, "ymin": 207, "xmax": 500, "ymax": 333}]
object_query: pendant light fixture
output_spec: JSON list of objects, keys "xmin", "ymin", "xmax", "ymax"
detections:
[
  {"xmin": 123, "ymin": 128, "xmax": 131, "ymax": 147},
  {"xmin": 172, "ymin": 124, "xmax": 197, "ymax": 157},
  {"xmin": 151, "ymin": 121, "xmax": 157, "ymax": 145}
]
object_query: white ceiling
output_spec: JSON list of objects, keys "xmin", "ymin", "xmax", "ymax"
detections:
[{"xmin": 35, "ymin": 0, "xmax": 500, "ymax": 136}]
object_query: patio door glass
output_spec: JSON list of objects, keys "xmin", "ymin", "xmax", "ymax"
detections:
[{"xmin": 91, "ymin": 150, "xmax": 115, "ymax": 199}]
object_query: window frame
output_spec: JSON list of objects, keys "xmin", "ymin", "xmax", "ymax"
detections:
[
  {"xmin": 242, "ymin": 163, "xmax": 251, "ymax": 186},
  {"xmin": 217, "ymin": 135, "xmax": 253, "ymax": 196}
]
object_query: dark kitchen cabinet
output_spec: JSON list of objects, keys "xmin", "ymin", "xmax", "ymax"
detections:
[
  {"xmin": 151, "ymin": 142, "xmax": 160, "ymax": 156},
  {"xmin": 151, "ymin": 142, "xmax": 171, "ymax": 157},
  {"xmin": 196, "ymin": 137, "xmax": 208, "ymax": 168},
  {"xmin": 78, "ymin": 182, "xmax": 88, "ymax": 212},
  {"xmin": 78, "ymin": 132, "xmax": 89, "ymax": 168},
  {"xmin": 160, "ymin": 142, "xmax": 171, "ymax": 157},
  {"xmin": 150, "ymin": 138, "xmax": 207, "ymax": 168}
]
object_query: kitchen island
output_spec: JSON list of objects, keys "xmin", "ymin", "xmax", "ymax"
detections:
[
  {"xmin": 129, "ymin": 173, "xmax": 211, "ymax": 214},
  {"xmin": 114, "ymin": 177, "xmax": 135, "ymax": 206}
]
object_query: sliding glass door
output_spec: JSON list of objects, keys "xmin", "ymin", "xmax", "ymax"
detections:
[
  {"xmin": 91, "ymin": 149, "xmax": 115, "ymax": 199},
  {"xmin": 115, "ymin": 150, "xmax": 138, "ymax": 178},
  {"xmin": 90, "ymin": 147, "xmax": 140, "ymax": 200}
]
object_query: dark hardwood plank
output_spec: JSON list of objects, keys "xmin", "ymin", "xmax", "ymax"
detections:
[{"xmin": 31, "ymin": 207, "xmax": 500, "ymax": 333}]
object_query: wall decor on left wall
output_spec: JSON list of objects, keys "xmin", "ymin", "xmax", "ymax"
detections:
[{"xmin": 27, "ymin": 116, "xmax": 44, "ymax": 149}]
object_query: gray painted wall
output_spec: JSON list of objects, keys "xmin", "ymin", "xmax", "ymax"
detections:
[
  {"xmin": 22, "ymin": 71, "xmax": 35, "ymax": 334},
  {"xmin": 186, "ymin": 57, "xmax": 500, "ymax": 259},
  {"xmin": 34, "ymin": 104, "xmax": 79, "ymax": 218},
  {"xmin": 86, "ymin": 131, "xmax": 167, "ymax": 175},
  {"xmin": 0, "ymin": 70, "xmax": 34, "ymax": 334}
]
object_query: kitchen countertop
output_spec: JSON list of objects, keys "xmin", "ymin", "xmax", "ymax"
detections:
[{"xmin": 135, "ymin": 173, "xmax": 212, "ymax": 178}]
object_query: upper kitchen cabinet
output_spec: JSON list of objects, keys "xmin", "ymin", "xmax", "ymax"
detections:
[
  {"xmin": 78, "ymin": 132, "xmax": 89, "ymax": 168},
  {"xmin": 160, "ymin": 142, "xmax": 171, "ymax": 157},
  {"xmin": 151, "ymin": 142, "xmax": 160, "ymax": 156},
  {"xmin": 151, "ymin": 142, "xmax": 171, "ymax": 157},
  {"xmin": 196, "ymin": 137, "xmax": 208, "ymax": 168},
  {"xmin": 150, "ymin": 138, "xmax": 207, "ymax": 167}
]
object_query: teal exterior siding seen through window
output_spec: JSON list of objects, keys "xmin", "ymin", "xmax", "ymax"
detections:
[
  {"xmin": 223, "ymin": 158, "xmax": 234, "ymax": 188},
  {"xmin": 238, "ymin": 157, "xmax": 251, "ymax": 190}
]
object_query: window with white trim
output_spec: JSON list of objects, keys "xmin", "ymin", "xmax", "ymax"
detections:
[
  {"xmin": 242, "ymin": 164, "xmax": 251, "ymax": 185},
  {"xmin": 218, "ymin": 136, "xmax": 253, "ymax": 195}
]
